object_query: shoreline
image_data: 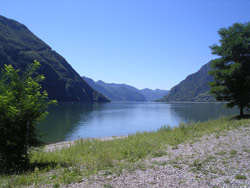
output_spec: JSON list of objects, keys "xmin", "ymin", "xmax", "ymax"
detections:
[
  {"xmin": 44, "ymin": 135, "xmax": 128, "ymax": 152},
  {"xmin": 2, "ymin": 117, "xmax": 250, "ymax": 187},
  {"xmin": 46, "ymin": 122, "xmax": 250, "ymax": 187}
]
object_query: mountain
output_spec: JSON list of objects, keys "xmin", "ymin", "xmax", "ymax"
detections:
[
  {"xmin": 82, "ymin": 76, "xmax": 114, "ymax": 100},
  {"xmin": 0, "ymin": 15, "xmax": 108, "ymax": 102},
  {"xmin": 158, "ymin": 62, "xmax": 215, "ymax": 102},
  {"xmin": 82, "ymin": 76, "xmax": 169, "ymax": 101},
  {"xmin": 140, "ymin": 88, "xmax": 169, "ymax": 101},
  {"xmin": 96, "ymin": 80, "xmax": 146, "ymax": 101},
  {"xmin": 83, "ymin": 77, "xmax": 146, "ymax": 101}
]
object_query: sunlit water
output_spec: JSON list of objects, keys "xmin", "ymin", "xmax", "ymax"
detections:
[{"xmin": 38, "ymin": 102, "xmax": 238, "ymax": 144}]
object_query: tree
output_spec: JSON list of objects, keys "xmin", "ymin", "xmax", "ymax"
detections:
[
  {"xmin": 0, "ymin": 60, "xmax": 56, "ymax": 172},
  {"xmin": 209, "ymin": 22, "xmax": 250, "ymax": 117}
]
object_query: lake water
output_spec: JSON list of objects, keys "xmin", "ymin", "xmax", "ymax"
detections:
[{"xmin": 38, "ymin": 102, "xmax": 238, "ymax": 144}]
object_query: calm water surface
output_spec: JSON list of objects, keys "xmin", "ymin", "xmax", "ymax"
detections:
[{"xmin": 38, "ymin": 102, "xmax": 238, "ymax": 144}]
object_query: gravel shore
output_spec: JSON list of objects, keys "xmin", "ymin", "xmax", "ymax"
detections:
[{"xmin": 60, "ymin": 125, "xmax": 250, "ymax": 188}]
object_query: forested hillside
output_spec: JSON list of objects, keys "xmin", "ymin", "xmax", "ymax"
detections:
[
  {"xmin": 158, "ymin": 62, "xmax": 215, "ymax": 102},
  {"xmin": 0, "ymin": 15, "xmax": 108, "ymax": 102}
]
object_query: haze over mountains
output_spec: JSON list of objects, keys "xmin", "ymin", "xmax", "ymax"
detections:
[
  {"xmin": 158, "ymin": 62, "xmax": 215, "ymax": 102},
  {"xmin": 82, "ymin": 76, "xmax": 169, "ymax": 102},
  {"xmin": 0, "ymin": 15, "xmax": 108, "ymax": 102}
]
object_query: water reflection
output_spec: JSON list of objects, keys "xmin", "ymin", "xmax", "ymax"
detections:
[
  {"xmin": 38, "ymin": 102, "xmax": 238, "ymax": 144},
  {"xmin": 38, "ymin": 103, "xmax": 104, "ymax": 143},
  {"xmin": 169, "ymin": 103, "xmax": 238, "ymax": 123},
  {"xmin": 68, "ymin": 102, "xmax": 180, "ymax": 141}
]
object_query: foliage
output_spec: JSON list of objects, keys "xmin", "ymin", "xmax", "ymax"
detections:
[
  {"xmin": 209, "ymin": 22, "xmax": 250, "ymax": 116},
  {"xmin": 1, "ymin": 116, "xmax": 250, "ymax": 187},
  {"xmin": 158, "ymin": 62, "xmax": 215, "ymax": 102},
  {"xmin": 0, "ymin": 60, "xmax": 56, "ymax": 172}
]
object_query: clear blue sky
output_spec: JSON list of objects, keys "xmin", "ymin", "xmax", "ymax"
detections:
[{"xmin": 1, "ymin": 0, "xmax": 250, "ymax": 90}]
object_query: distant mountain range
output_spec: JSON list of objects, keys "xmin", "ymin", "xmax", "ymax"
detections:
[
  {"xmin": 0, "ymin": 15, "xmax": 108, "ymax": 102},
  {"xmin": 82, "ymin": 76, "xmax": 169, "ymax": 102},
  {"xmin": 0, "ymin": 15, "xmax": 216, "ymax": 103},
  {"xmin": 139, "ymin": 88, "xmax": 170, "ymax": 102},
  {"xmin": 158, "ymin": 62, "xmax": 215, "ymax": 102}
]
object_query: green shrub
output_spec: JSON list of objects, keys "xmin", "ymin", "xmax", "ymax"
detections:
[{"xmin": 0, "ymin": 60, "xmax": 56, "ymax": 173}]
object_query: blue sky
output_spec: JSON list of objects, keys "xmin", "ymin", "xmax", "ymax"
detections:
[{"xmin": 1, "ymin": 0, "xmax": 250, "ymax": 90}]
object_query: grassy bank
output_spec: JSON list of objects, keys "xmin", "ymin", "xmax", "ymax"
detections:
[{"xmin": 1, "ymin": 116, "xmax": 250, "ymax": 187}]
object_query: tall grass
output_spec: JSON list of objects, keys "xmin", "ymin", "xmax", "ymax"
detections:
[{"xmin": 1, "ymin": 117, "xmax": 250, "ymax": 187}]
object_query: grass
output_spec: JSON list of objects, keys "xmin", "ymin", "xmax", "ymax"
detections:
[
  {"xmin": 216, "ymin": 151, "xmax": 226, "ymax": 156},
  {"xmin": 224, "ymin": 179, "xmax": 230, "ymax": 184},
  {"xmin": 190, "ymin": 159, "xmax": 203, "ymax": 172},
  {"xmin": 1, "ymin": 116, "xmax": 250, "ymax": 187},
  {"xmin": 243, "ymin": 149, "xmax": 250, "ymax": 153},
  {"xmin": 235, "ymin": 174, "xmax": 247, "ymax": 180},
  {"xmin": 230, "ymin": 150, "xmax": 237, "ymax": 156}
]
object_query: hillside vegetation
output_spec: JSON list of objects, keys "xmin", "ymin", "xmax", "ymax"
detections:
[
  {"xmin": 0, "ymin": 15, "xmax": 108, "ymax": 102},
  {"xmin": 158, "ymin": 62, "xmax": 215, "ymax": 102}
]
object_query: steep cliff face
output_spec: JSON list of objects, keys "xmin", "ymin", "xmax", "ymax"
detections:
[
  {"xmin": 159, "ymin": 62, "xmax": 215, "ymax": 102},
  {"xmin": 0, "ymin": 15, "xmax": 108, "ymax": 102}
]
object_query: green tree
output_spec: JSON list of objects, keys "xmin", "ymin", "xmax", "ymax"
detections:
[
  {"xmin": 209, "ymin": 22, "xmax": 250, "ymax": 117},
  {"xmin": 0, "ymin": 60, "xmax": 56, "ymax": 172}
]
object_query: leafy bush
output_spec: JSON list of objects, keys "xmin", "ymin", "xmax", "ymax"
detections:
[{"xmin": 0, "ymin": 60, "xmax": 56, "ymax": 173}]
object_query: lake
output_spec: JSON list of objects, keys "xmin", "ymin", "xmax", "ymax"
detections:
[{"xmin": 38, "ymin": 102, "xmax": 238, "ymax": 144}]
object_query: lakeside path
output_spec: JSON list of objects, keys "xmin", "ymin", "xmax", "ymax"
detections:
[{"xmin": 52, "ymin": 125, "xmax": 250, "ymax": 188}]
